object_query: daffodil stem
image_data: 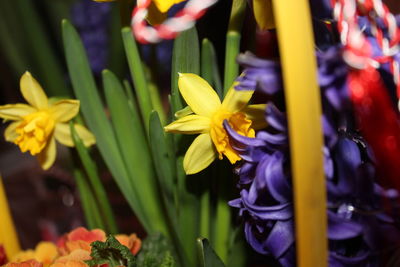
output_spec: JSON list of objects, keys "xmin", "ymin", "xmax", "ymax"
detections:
[
  {"xmin": 223, "ymin": 0, "xmax": 246, "ymax": 96},
  {"xmin": 223, "ymin": 32, "xmax": 241, "ymax": 96},
  {"xmin": 201, "ymin": 38, "xmax": 223, "ymax": 98},
  {"xmin": 71, "ymin": 123, "xmax": 119, "ymax": 234},
  {"xmin": 73, "ymin": 168, "xmax": 105, "ymax": 230},
  {"xmin": 213, "ymin": 162, "xmax": 232, "ymax": 263}
]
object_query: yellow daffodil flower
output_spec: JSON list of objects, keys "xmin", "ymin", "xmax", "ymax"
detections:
[
  {"xmin": 164, "ymin": 73, "xmax": 266, "ymax": 175},
  {"xmin": 0, "ymin": 72, "xmax": 95, "ymax": 170},
  {"xmin": 93, "ymin": 0, "xmax": 186, "ymax": 25}
]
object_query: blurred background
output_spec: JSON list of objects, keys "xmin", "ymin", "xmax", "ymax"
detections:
[{"xmin": 0, "ymin": 0, "xmax": 398, "ymax": 251}]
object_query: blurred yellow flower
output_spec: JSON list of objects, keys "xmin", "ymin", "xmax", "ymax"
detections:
[
  {"xmin": 0, "ymin": 72, "xmax": 95, "ymax": 170},
  {"xmin": 252, "ymin": 0, "xmax": 275, "ymax": 30},
  {"xmin": 164, "ymin": 73, "xmax": 266, "ymax": 174}
]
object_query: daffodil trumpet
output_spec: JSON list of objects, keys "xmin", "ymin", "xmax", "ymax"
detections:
[
  {"xmin": 0, "ymin": 72, "xmax": 95, "ymax": 170},
  {"xmin": 164, "ymin": 73, "xmax": 266, "ymax": 175}
]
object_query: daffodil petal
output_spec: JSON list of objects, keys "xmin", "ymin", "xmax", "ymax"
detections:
[
  {"xmin": 252, "ymin": 0, "xmax": 275, "ymax": 30},
  {"xmin": 178, "ymin": 73, "xmax": 221, "ymax": 117},
  {"xmin": 20, "ymin": 72, "xmax": 48, "ymax": 109},
  {"xmin": 4, "ymin": 121, "xmax": 20, "ymax": 142},
  {"xmin": 37, "ymin": 136, "xmax": 56, "ymax": 170},
  {"xmin": 153, "ymin": 0, "xmax": 186, "ymax": 13},
  {"xmin": 0, "ymin": 104, "xmax": 36, "ymax": 121},
  {"xmin": 50, "ymin": 100, "xmax": 80, "ymax": 122},
  {"xmin": 183, "ymin": 133, "xmax": 217, "ymax": 174},
  {"xmin": 74, "ymin": 124, "xmax": 96, "ymax": 147},
  {"xmin": 164, "ymin": 115, "xmax": 210, "ymax": 134},
  {"xmin": 222, "ymin": 86, "xmax": 254, "ymax": 113},
  {"xmin": 174, "ymin": 106, "xmax": 193, "ymax": 118},
  {"xmin": 54, "ymin": 123, "xmax": 96, "ymax": 147},
  {"xmin": 243, "ymin": 104, "xmax": 268, "ymax": 129}
]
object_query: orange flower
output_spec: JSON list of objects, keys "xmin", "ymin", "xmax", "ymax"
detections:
[
  {"xmin": 50, "ymin": 249, "xmax": 90, "ymax": 267},
  {"xmin": 11, "ymin": 242, "xmax": 58, "ymax": 267},
  {"xmin": 57, "ymin": 227, "xmax": 105, "ymax": 255},
  {"xmin": 115, "ymin": 234, "xmax": 142, "ymax": 256},
  {"xmin": 4, "ymin": 259, "xmax": 42, "ymax": 267}
]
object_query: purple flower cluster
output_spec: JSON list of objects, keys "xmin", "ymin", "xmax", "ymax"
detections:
[
  {"xmin": 227, "ymin": 50, "xmax": 400, "ymax": 266},
  {"xmin": 71, "ymin": 0, "xmax": 111, "ymax": 75}
]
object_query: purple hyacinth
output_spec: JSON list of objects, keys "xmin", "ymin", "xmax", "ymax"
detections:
[
  {"xmin": 227, "ymin": 51, "xmax": 400, "ymax": 266},
  {"xmin": 71, "ymin": 0, "xmax": 111, "ymax": 75}
]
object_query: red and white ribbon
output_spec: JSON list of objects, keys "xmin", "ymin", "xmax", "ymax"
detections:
[
  {"xmin": 131, "ymin": 0, "xmax": 218, "ymax": 44},
  {"xmin": 332, "ymin": 0, "xmax": 400, "ymax": 103}
]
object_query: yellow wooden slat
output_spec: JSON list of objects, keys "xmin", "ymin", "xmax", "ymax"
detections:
[
  {"xmin": 271, "ymin": 0, "xmax": 328, "ymax": 266},
  {"xmin": 0, "ymin": 175, "xmax": 20, "ymax": 258}
]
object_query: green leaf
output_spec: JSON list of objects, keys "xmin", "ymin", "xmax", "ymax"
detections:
[
  {"xmin": 121, "ymin": 27, "xmax": 153, "ymax": 132},
  {"xmin": 197, "ymin": 238, "xmax": 225, "ymax": 267},
  {"xmin": 14, "ymin": 0, "xmax": 69, "ymax": 97},
  {"xmin": 86, "ymin": 235, "xmax": 136, "ymax": 267},
  {"xmin": 136, "ymin": 233, "xmax": 177, "ymax": 267},
  {"xmin": 201, "ymin": 39, "xmax": 222, "ymax": 98},
  {"xmin": 62, "ymin": 19, "xmax": 148, "ymax": 232},
  {"xmin": 70, "ymin": 123, "xmax": 118, "ymax": 234},
  {"xmin": 73, "ymin": 168, "xmax": 105, "ymax": 230},
  {"xmin": 103, "ymin": 70, "xmax": 169, "ymax": 236},
  {"xmin": 171, "ymin": 27, "xmax": 200, "ymax": 113}
]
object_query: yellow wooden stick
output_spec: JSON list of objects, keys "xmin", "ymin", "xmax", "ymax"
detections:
[
  {"xmin": 0, "ymin": 175, "xmax": 21, "ymax": 259},
  {"xmin": 271, "ymin": 0, "xmax": 328, "ymax": 266}
]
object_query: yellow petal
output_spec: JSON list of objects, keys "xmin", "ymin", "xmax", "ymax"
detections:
[
  {"xmin": 20, "ymin": 72, "xmax": 48, "ymax": 109},
  {"xmin": 54, "ymin": 123, "xmax": 96, "ymax": 147},
  {"xmin": 178, "ymin": 73, "xmax": 221, "ymax": 117},
  {"xmin": 50, "ymin": 99, "xmax": 80, "ymax": 122},
  {"xmin": 183, "ymin": 133, "xmax": 217, "ymax": 174},
  {"xmin": 164, "ymin": 115, "xmax": 210, "ymax": 134},
  {"xmin": 4, "ymin": 121, "xmax": 20, "ymax": 142},
  {"xmin": 0, "ymin": 104, "xmax": 36, "ymax": 121},
  {"xmin": 243, "ymin": 104, "xmax": 268, "ymax": 129},
  {"xmin": 221, "ymin": 85, "xmax": 254, "ymax": 113},
  {"xmin": 174, "ymin": 106, "xmax": 193, "ymax": 118},
  {"xmin": 37, "ymin": 136, "xmax": 56, "ymax": 170},
  {"xmin": 253, "ymin": 0, "xmax": 275, "ymax": 30},
  {"xmin": 153, "ymin": 0, "xmax": 186, "ymax": 13}
]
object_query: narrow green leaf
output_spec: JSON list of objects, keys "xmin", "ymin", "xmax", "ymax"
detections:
[
  {"xmin": 71, "ymin": 123, "xmax": 118, "ymax": 234},
  {"xmin": 121, "ymin": 27, "xmax": 153, "ymax": 132},
  {"xmin": 62, "ymin": 19, "xmax": 148, "ymax": 232},
  {"xmin": 148, "ymin": 111, "xmax": 175, "ymax": 213},
  {"xmin": 103, "ymin": 69, "xmax": 168, "ymax": 236},
  {"xmin": 73, "ymin": 168, "xmax": 105, "ymax": 230},
  {"xmin": 171, "ymin": 27, "xmax": 200, "ymax": 113},
  {"xmin": 197, "ymin": 238, "xmax": 225, "ymax": 267},
  {"xmin": 223, "ymin": 31, "xmax": 241, "ymax": 95},
  {"xmin": 145, "ymin": 67, "xmax": 167, "ymax": 126},
  {"xmin": 201, "ymin": 39, "xmax": 222, "ymax": 98},
  {"xmin": 15, "ymin": 0, "xmax": 69, "ymax": 97},
  {"xmin": 149, "ymin": 111, "xmax": 191, "ymax": 267}
]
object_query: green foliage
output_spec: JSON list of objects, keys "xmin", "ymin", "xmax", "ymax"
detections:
[
  {"xmin": 197, "ymin": 238, "xmax": 225, "ymax": 267},
  {"xmin": 86, "ymin": 235, "xmax": 136, "ymax": 267},
  {"xmin": 136, "ymin": 233, "xmax": 176, "ymax": 267}
]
